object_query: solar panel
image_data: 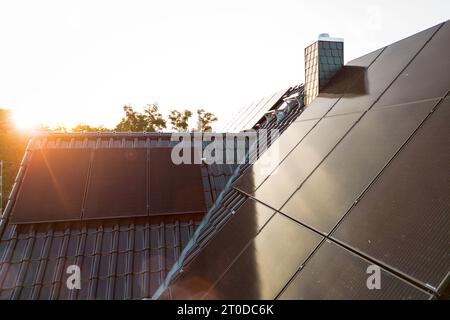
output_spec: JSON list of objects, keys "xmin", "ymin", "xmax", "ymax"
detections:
[
  {"xmin": 374, "ymin": 21, "xmax": 450, "ymax": 108},
  {"xmin": 239, "ymin": 90, "xmax": 286, "ymax": 130},
  {"xmin": 10, "ymin": 149, "xmax": 91, "ymax": 223},
  {"xmin": 149, "ymin": 148, "xmax": 205, "ymax": 215},
  {"xmin": 223, "ymin": 99, "xmax": 260, "ymax": 132},
  {"xmin": 279, "ymin": 241, "xmax": 431, "ymax": 300},
  {"xmin": 251, "ymin": 112, "xmax": 361, "ymax": 210},
  {"xmin": 169, "ymin": 199, "xmax": 275, "ymax": 299},
  {"xmin": 202, "ymin": 213, "xmax": 322, "ymax": 299},
  {"xmin": 223, "ymin": 89, "xmax": 288, "ymax": 132},
  {"xmin": 327, "ymin": 23, "xmax": 441, "ymax": 117},
  {"xmin": 332, "ymin": 98, "xmax": 450, "ymax": 290},
  {"xmin": 83, "ymin": 148, "xmax": 148, "ymax": 219},
  {"xmin": 344, "ymin": 47, "xmax": 385, "ymax": 68},
  {"xmin": 234, "ymin": 119, "xmax": 318, "ymax": 193},
  {"xmin": 281, "ymin": 99, "xmax": 438, "ymax": 234},
  {"xmin": 229, "ymin": 97, "xmax": 269, "ymax": 132}
]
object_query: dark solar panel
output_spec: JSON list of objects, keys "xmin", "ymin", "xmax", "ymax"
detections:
[
  {"xmin": 10, "ymin": 149, "xmax": 91, "ymax": 223},
  {"xmin": 295, "ymin": 96, "xmax": 341, "ymax": 122},
  {"xmin": 203, "ymin": 214, "xmax": 322, "ymax": 299},
  {"xmin": 332, "ymin": 98, "xmax": 450, "ymax": 290},
  {"xmin": 251, "ymin": 112, "xmax": 361, "ymax": 210},
  {"xmin": 239, "ymin": 90, "xmax": 286, "ymax": 130},
  {"xmin": 234, "ymin": 119, "xmax": 318, "ymax": 193},
  {"xmin": 84, "ymin": 148, "xmax": 148, "ymax": 219},
  {"xmin": 279, "ymin": 241, "xmax": 431, "ymax": 300},
  {"xmin": 327, "ymin": 23, "xmax": 441, "ymax": 116},
  {"xmin": 281, "ymin": 99, "xmax": 438, "ymax": 234},
  {"xmin": 234, "ymin": 95, "xmax": 274, "ymax": 132},
  {"xmin": 223, "ymin": 90, "xmax": 287, "ymax": 132},
  {"xmin": 345, "ymin": 47, "xmax": 385, "ymax": 68},
  {"xmin": 149, "ymin": 148, "xmax": 205, "ymax": 215},
  {"xmin": 374, "ymin": 21, "xmax": 450, "ymax": 108},
  {"xmin": 169, "ymin": 199, "xmax": 275, "ymax": 299},
  {"xmin": 225, "ymin": 100, "xmax": 260, "ymax": 132}
]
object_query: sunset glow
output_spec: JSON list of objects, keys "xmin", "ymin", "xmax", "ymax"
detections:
[{"xmin": 2, "ymin": 0, "xmax": 449, "ymax": 132}]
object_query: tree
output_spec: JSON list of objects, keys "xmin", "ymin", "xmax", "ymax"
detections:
[
  {"xmin": 168, "ymin": 109, "xmax": 193, "ymax": 132},
  {"xmin": 52, "ymin": 125, "xmax": 68, "ymax": 133},
  {"xmin": 35, "ymin": 124, "xmax": 51, "ymax": 132},
  {"xmin": 115, "ymin": 105, "xmax": 147, "ymax": 132},
  {"xmin": 0, "ymin": 108, "xmax": 29, "ymax": 210},
  {"xmin": 143, "ymin": 103, "xmax": 166, "ymax": 132},
  {"xmin": 196, "ymin": 109, "xmax": 218, "ymax": 132},
  {"xmin": 72, "ymin": 124, "xmax": 112, "ymax": 133},
  {"xmin": 115, "ymin": 103, "xmax": 166, "ymax": 132},
  {"xmin": 0, "ymin": 109, "xmax": 13, "ymax": 133}
]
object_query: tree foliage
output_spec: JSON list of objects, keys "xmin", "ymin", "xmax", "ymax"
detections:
[
  {"xmin": 0, "ymin": 109, "xmax": 13, "ymax": 133},
  {"xmin": 52, "ymin": 125, "xmax": 68, "ymax": 133},
  {"xmin": 0, "ymin": 108, "xmax": 28, "ymax": 210},
  {"xmin": 143, "ymin": 103, "xmax": 167, "ymax": 132},
  {"xmin": 71, "ymin": 124, "xmax": 112, "ymax": 133},
  {"xmin": 168, "ymin": 109, "xmax": 193, "ymax": 132},
  {"xmin": 115, "ymin": 103, "xmax": 166, "ymax": 132},
  {"xmin": 196, "ymin": 108, "xmax": 218, "ymax": 132}
]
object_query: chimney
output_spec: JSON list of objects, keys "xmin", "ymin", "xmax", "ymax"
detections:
[{"xmin": 304, "ymin": 33, "xmax": 344, "ymax": 105}]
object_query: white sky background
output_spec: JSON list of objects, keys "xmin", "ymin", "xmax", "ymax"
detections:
[{"xmin": 0, "ymin": 0, "xmax": 449, "ymax": 130}]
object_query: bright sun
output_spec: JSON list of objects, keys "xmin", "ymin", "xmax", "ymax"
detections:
[
  {"xmin": 12, "ymin": 111, "xmax": 41, "ymax": 131},
  {"xmin": 12, "ymin": 109, "xmax": 76, "ymax": 131}
]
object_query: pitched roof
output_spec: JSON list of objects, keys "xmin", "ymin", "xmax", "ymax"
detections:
[
  {"xmin": 1, "ymin": 20, "xmax": 449, "ymax": 300},
  {"xmin": 154, "ymin": 21, "xmax": 450, "ymax": 300}
]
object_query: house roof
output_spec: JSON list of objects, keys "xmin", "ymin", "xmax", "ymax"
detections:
[
  {"xmin": 153, "ymin": 20, "xmax": 450, "ymax": 300},
  {"xmin": 1, "ymin": 20, "xmax": 449, "ymax": 300},
  {"xmin": 0, "ymin": 87, "xmax": 302, "ymax": 299}
]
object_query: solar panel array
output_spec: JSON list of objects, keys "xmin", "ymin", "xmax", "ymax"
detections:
[
  {"xmin": 160, "ymin": 21, "xmax": 450, "ymax": 299},
  {"xmin": 221, "ymin": 89, "xmax": 288, "ymax": 132},
  {"xmin": 10, "ymin": 146, "xmax": 206, "ymax": 224}
]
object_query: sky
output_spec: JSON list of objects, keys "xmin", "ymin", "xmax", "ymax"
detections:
[{"xmin": 0, "ymin": 0, "xmax": 449, "ymax": 131}]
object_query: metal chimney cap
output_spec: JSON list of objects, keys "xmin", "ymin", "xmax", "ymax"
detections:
[
  {"xmin": 318, "ymin": 33, "xmax": 330, "ymax": 39},
  {"xmin": 318, "ymin": 33, "xmax": 344, "ymax": 42}
]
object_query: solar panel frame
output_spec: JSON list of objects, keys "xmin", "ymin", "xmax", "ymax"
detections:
[
  {"xmin": 83, "ymin": 148, "xmax": 148, "ymax": 220},
  {"xmin": 149, "ymin": 148, "xmax": 206, "ymax": 215},
  {"xmin": 332, "ymin": 98, "xmax": 450, "ymax": 291},
  {"xmin": 327, "ymin": 23, "xmax": 442, "ymax": 117},
  {"xmin": 279, "ymin": 241, "xmax": 431, "ymax": 300},
  {"xmin": 280, "ymin": 99, "xmax": 438, "ymax": 234},
  {"xmin": 202, "ymin": 214, "xmax": 323, "ymax": 300},
  {"xmin": 374, "ymin": 21, "xmax": 450, "ymax": 108},
  {"xmin": 10, "ymin": 148, "xmax": 91, "ymax": 224},
  {"xmin": 252, "ymin": 112, "xmax": 361, "ymax": 210},
  {"xmin": 234, "ymin": 119, "xmax": 319, "ymax": 194}
]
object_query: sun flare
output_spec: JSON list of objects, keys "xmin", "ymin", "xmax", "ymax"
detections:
[
  {"xmin": 13, "ymin": 112, "xmax": 41, "ymax": 131},
  {"xmin": 11, "ymin": 109, "xmax": 79, "ymax": 132}
]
